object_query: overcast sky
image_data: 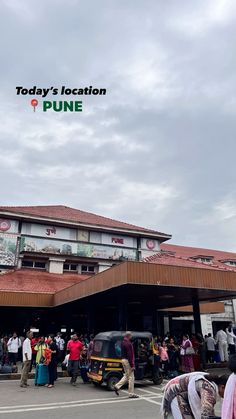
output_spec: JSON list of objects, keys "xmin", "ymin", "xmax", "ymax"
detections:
[{"xmin": 0, "ymin": 0, "xmax": 236, "ymax": 251}]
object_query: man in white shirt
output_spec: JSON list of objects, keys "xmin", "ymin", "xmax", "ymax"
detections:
[
  {"xmin": 215, "ymin": 328, "xmax": 228, "ymax": 362},
  {"xmin": 206, "ymin": 333, "xmax": 216, "ymax": 363},
  {"xmin": 226, "ymin": 323, "xmax": 236, "ymax": 355},
  {"xmin": 55, "ymin": 333, "xmax": 65, "ymax": 365},
  {"xmin": 20, "ymin": 331, "xmax": 33, "ymax": 388},
  {"xmin": 7, "ymin": 332, "xmax": 21, "ymax": 366}
]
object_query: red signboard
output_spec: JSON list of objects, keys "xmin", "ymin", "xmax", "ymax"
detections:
[
  {"xmin": 0, "ymin": 219, "xmax": 11, "ymax": 232},
  {"xmin": 146, "ymin": 239, "xmax": 156, "ymax": 250},
  {"xmin": 111, "ymin": 237, "xmax": 124, "ymax": 244}
]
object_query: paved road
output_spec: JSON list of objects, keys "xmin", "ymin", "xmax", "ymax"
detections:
[
  {"xmin": 0, "ymin": 378, "xmax": 164, "ymax": 418},
  {"xmin": 0, "ymin": 377, "xmax": 223, "ymax": 418}
]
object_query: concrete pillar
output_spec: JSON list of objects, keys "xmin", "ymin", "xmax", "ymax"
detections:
[
  {"xmin": 48, "ymin": 258, "xmax": 65, "ymax": 274},
  {"xmin": 201, "ymin": 314, "xmax": 213, "ymax": 336},
  {"xmin": 232, "ymin": 299, "xmax": 236, "ymax": 323},
  {"xmin": 17, "ymin": 256, "xmax": 23, "ymax": 269},
  {"xmin": 163, "ymin": 315, "xmax": 170, "ymax": 335},
  {"xmin": 98, "ymin": 262, "xmax": 113, "ymax": 273}
]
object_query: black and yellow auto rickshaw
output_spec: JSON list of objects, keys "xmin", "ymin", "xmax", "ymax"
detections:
[{"xmin": 87, "ymin": 331, "xmax": 163, "ymax": 390}]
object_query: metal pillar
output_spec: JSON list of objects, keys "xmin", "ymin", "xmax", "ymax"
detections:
[
  {"xmin": 192, "ymin": 295, "xmax": 202, "ymax": 335},
  {"xmin": 87, "ymin": 307, "xmax": 95, "ymax": 334},
  {"xmin": 118, "ymin": 302, "xmax": 127, "ymax": 331}
]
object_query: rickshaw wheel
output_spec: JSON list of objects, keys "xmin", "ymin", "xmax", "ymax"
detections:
[{"xmin": 107, "ymin": 375, "xmax": 120, "ymax": 391}]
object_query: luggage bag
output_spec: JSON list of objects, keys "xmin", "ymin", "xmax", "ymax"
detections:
[
  {"xmin": 35, "ymin": 363, "xmax": 49, "ymax": 386},
  {"xmin": 0, "ymin": 364, "xmax": 13, "ymax": 374}
]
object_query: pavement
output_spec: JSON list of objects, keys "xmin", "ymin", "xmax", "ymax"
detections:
[{"xmin": 0, "ymin": 377, "xmax": 223, "ymax": 419}]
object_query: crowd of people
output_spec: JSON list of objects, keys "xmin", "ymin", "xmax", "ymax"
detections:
[
  {"xmin": 150, "ymin": 323, "xmax": 236, "ymax": 379},
  {"xmin": 112, "ymin": 331, "xmax": 236, "ymax": 417},
  {"xmin": 0, "ymin": 323, "xmax": 235, "ymax": 382},
  {"xmin": 0, "ymin": 331, "xmax": 94, "ymax": 388},
  {"xmin": 1, "ymin": 325, "xmax": 236, "ymax": 418}
]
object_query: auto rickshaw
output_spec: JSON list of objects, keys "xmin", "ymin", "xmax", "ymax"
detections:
[{"xmin": 87, "ymin": 331, "xmax": 163, "ymax": 390}]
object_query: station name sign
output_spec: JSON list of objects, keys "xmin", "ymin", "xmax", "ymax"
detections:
[{"xmin": 16, "ymin": 85, "xmax": 107, "ymax": 113}]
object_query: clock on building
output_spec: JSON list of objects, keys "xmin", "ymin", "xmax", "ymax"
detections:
[{"xmin": 78, "ymin": 230, "xmax": 89, "ymax": 242}]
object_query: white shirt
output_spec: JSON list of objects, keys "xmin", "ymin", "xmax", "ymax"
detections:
[
  {"xmin": 215, "ymin": 330, "xmax": 227, "ymax": 344},
  {"xmin": 206, "ymin": 336, "xmax": 216, "ymax": 351},
  {"xmin": 56, "ymin": 337, "xmax": 65, "ymax": 351},
  {"xmin": 22, "ymin": 338, "xmax": 32, "ymax": 362},
  {"xmin": 7, "ymin": 337, "xmax": 21, "ymax": 353},
  {"xmin": 226, "ymin": 328, "xmax": 236, "ymax": 345},
  {"xmin": 62, "ymin": 354, "xmax": 69, "ymax": 367}
]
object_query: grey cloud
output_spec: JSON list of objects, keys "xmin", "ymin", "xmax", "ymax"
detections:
[{"xmin": 0, "ymin": 0, "xmax": 236, "ymax": 250}]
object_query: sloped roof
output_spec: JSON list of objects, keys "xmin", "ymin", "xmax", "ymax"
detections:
[
  {"xmin": 0, "ymin": 205, "xmax": 171, "ymax": 238},
  {"xmin": 0, "ymin": 269, "xmax": 90, "ymax": 294},
  {"xmin": 143, "ymin": 252, "xmax": 228, "ymax": 270},
  {"xmin": 160, "ymin": 243, "xmax": 236, "ymax": 272}
]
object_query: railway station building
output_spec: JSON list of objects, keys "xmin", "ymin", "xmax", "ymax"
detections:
[{"xmin": 0, "ymin": 205, "xmax": 236, "ymax": 337}]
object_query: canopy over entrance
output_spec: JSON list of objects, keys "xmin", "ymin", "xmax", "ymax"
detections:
[
  {"xmin": 1, "ymin": 261, "xmax": 236, "ymax": 335},
  {"xmin": 54, "ymin": 261, "xmax": 236, "ymax": 308}
]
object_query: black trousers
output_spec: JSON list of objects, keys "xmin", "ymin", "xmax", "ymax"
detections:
[
  {"xmin": 207, "ymin": 350, "xmax": 215, "ymax": 363},
  {"xmin": 68, "ymin": 360, "xmax": 79, "ymax": 383},
  {"xmin": 229, "ymin": 344, "xmax": 236, "ymax": 355},
  {"xmin": 8, "ymin": 352, "xmax": 18, "ymax": 365},
  {"xmin": 48, "ymin": 361, "xmax": 57, "ymax": 385}
]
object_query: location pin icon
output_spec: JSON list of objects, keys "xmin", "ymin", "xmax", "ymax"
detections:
[{"xmin": 31, "ymin": 99, "xmax": 38, "ymax": 112}]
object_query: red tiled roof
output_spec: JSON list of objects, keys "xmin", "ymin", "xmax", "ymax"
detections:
[
  {"xmin": 157, "ymin": 243, "xmax": 236, "ymax": 272},
  {"xmin": 0, "ymin": 205, "xmax": 170, "ymax": 237},
  {"xmin": 0, "ymin": 269, "xmax": 90, "ymax": 294},
  {"xmin": 143, "ymin": 252, "xmax": 227, "ymax": 270}
]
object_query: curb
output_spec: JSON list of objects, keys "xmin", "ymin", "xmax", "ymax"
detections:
[{"xmin": 0, "ymin": 371, "xmax": 68, "ymax": 381}]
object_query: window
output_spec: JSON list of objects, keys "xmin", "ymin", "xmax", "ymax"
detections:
[
  {"xmin": 224, "ymin": 261, "xmax": 236, "ymax": 266},
  {"xmin": 93, "ymin": 340, "xmax": 103, "ymax": 354},
  {"xmin": 22, "ymin": 260, "xmax": 33, "ymax": 268},
  {"xmin": 199, "ymin": 257, "xmax": 212, "ymax": 264},
  {"xmin": 35, "ymin": 261, "xmax": 47, "ymax": 269},
  {"xmin": 22, "ymin": 260, "xmax": 46, "ymax": 269},
  {"xmin": 63, "ymin": 263, "xmax": 78, "ymax": 272},
  {"xmin": 81, "ymin": 265, "xmax": 95, "ymax": 274},
  {"xmin": 191, "ymin": 255, "xmax": 213, "ymax": 264}
]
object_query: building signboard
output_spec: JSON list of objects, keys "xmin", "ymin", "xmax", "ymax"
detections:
[
  {"xmin": 20, "ymin": 236, "xmax": 137, "ymax": 261},
  {"xmin": 0, "ymin": 233, "xmax": 18, "ymax": 266},
  {"xmin": 0, "ymin": 219, "xmax": 19, "ymax": 234},
  {"xmin": 140, "ymin": 238, "xmax": 160, "ymax": 251},
  {"xmin": 101, "ymin": 233, "xmax": 137, "ymax": 248},
  {"xmin": 78, "ymin": 230, "xmax": 89, "ymax": 242},
  {"xmin": 21, "ymin": 223, "xmax": 76, "ymax": 240},
  {"xmin": 77, "ymin": 243, "xmax": 137, "ymax": 260},
  {"xmin": 20, "ymin": 236, "xmax": 77, "ymax": 255}
]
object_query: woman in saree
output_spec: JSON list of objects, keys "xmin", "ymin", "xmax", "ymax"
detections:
[
  {"xmin": 180, "ymin": 335, "xmax": 194, "ymax": 373},
  {"xmin": 34, "ymin": 336, "xmax": 47, "ymax": 364}
]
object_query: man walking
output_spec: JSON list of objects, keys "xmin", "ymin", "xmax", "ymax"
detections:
[
  {"xmin": 67, "ymin": 334, "xmax": 83, "ymax": 386},
  {"xmin": 114, "ymin": 331, "xmax": 139, "ymax": 399},
  {"xmin": 215, "ymin": 328, "xmax": 228, "ymax": 362},
  {"xmin": 20, "ymin": 331, "xmax": 33, "ymax": 388}
]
